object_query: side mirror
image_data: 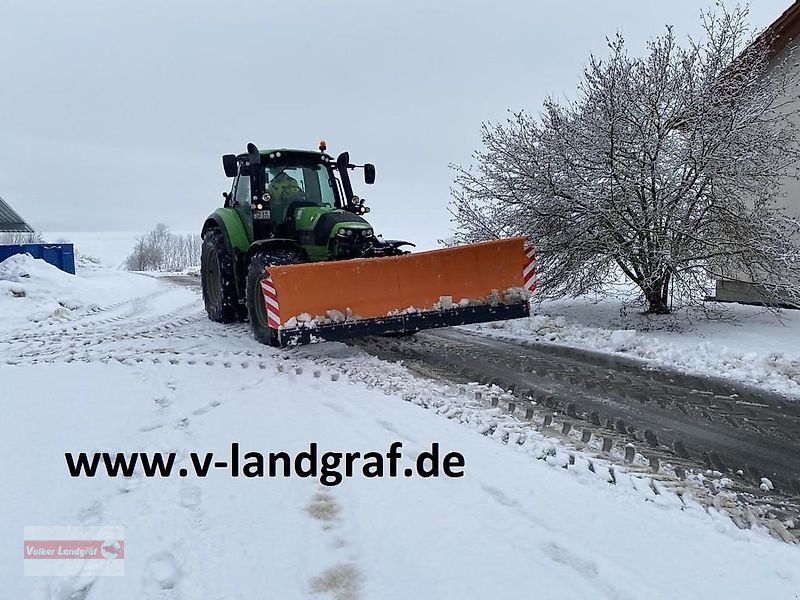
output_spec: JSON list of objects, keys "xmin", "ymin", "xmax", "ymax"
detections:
[
  {"xmin": 222, "ymin": 154, "xmax": 238, "ymax": 178},
  {"xmin": 336, "ymin": 152, "xmax": 350, "ymax": 170},
  {"xmin": 364, "ymin": 163, "xmax": 376, "ymax": 185}
]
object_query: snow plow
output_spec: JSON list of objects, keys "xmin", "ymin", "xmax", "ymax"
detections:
[{"xmin": 200, "ymin": 142, "xmax": 535, "ymax": 346}]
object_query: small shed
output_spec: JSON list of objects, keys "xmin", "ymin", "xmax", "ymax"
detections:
[{"xmin": 0, "ymin": 195, "xmax": 34, "ymax": 233}]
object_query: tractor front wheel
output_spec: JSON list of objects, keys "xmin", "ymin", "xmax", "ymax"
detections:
[
  {"xmin": 201, "ymin": 227, "xmax": 244, "ymax": 323},
  {"xmin": 246, "ymin": 249, "xmax": 305, "ymax": 346}
]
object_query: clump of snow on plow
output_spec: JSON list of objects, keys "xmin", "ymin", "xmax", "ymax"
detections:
[
  {"xmin": 0, "ymin": 253, "xmax": 164, "ymax": 329},
  {"xmin": 386, "ymin": 306, "xmax": 420, "ymax": 316},
  {"xmin": 281, "ymin": 308, "xmax": 361, "ymax": 330},
  {"xmin": 456, "ymin": 287, "xmax": 531, "ymax": 309},
  {"xmin": 393, "ymin": 288, "xmax": 531, "ymax": 315}
]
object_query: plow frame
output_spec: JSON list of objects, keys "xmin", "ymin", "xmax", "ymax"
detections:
[{"xmin": 275, "ymin": 302, "xmax": 530, "ymax": 346}]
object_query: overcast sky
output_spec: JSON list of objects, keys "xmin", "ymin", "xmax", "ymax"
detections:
[{"xmin": 0, "ymin": 0, "xmax": 791, "ymax": 248}]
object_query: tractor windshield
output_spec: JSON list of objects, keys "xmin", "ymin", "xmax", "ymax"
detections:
[{"xmin": 264, "ymin": 163, "xmax": 337, "ymax": 223}]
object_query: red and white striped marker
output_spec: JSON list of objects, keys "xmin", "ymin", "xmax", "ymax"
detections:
[
  {"xmin": 260, "ymin": 273, "xmax": 281, "ymax": 329},
  {"xmin": 523, "ymin": 240, "xmax": 537, "ymax": 293}
]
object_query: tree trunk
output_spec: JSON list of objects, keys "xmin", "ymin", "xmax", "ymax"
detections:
[{"xmin": 643, "ymin": 275, "xmax": 671, "ymax": 314}]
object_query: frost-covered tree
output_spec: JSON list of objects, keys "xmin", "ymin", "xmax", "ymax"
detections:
[
  {"xmin": 125, "ymin": 224, "xmax": 201, "ymax": 272},
  {"xmin": 0, "ymin": 231, "xmax": 43, "ymax": 244},
  {"xmin": 451, "ymin": 5, "xmax": 800, "ymax": 313}
]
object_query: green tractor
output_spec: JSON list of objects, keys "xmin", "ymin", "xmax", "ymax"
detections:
[{"xmin": 200, "ymin": 142, "xmax": 412, "ymax": 345}]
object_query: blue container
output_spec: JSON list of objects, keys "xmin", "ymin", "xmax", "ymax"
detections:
[{"xmin": 0, "ymin": 243, "xmax": 76, "ymax": 274}]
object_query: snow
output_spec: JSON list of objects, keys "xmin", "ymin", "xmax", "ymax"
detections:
[
  {"xmin": 2, "ymin": 261, "xmax": 799, "ymax": 598},
  {"xmin": 468, "ymin": 296, "xmax": 800, "ymax": 398},
  {"xmin": 0, "ymin": 253, "xmax": 167, "ymax": 330}
]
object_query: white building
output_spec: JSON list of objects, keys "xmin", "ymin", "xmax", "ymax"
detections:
[{"xmin": 715, "ymin": 1, "xmax": 800, "ymax": 307}]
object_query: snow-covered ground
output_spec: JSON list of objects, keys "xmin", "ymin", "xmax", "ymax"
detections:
[
  {"xmin": 0, "ymin": 253, "xmax": 167, "ymax": 330},
  {"xmin": 2, "ymin": 255, "xmax": 799, "ymax": 599},
  {"xmin": 468, "ymin": 296, "xmax": 800, "ymax": 399}
]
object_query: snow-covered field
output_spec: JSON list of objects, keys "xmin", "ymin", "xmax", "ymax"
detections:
[
  {"xmin": 43, "ymin": 232, "xmax": 143, "ymax": 269},
  {"xmin": 43, "ymin": 230, "xmax": 198, "ymax": 270},
  {"xmin": 469, "ymin": 296, "xmax": 800, "ymax": 399},
  {"xmin": 2, "ymin": 255, "xmax": 800, "ymax": 599}
]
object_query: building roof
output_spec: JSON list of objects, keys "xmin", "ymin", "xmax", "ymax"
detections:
[
  {"xmin": 760, "ymin": 1, "xmax": 800, "ymax": 59},
  {"xmin": 0, "ymin": 196, "xmax": 33, "ymax": 232}
]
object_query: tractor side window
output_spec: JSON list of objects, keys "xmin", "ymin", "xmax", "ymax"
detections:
[{"xmin": 234, "ymin": 173, "xmax": 251, "ymax": 207}]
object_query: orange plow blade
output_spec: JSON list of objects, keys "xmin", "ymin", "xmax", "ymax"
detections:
[{"xmin": 262, "ymin": 236, "xmax": 536, "ymax": 345}]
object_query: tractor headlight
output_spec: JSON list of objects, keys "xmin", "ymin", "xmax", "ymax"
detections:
[
  {"xmin": 337, "ymin": 228, "xmax": 355, "ymax": 238},
  {"xmin": 362, "ymin": 229, "xmax": 373, "ymax": 237}
]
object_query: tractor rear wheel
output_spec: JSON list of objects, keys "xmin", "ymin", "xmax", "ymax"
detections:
[
  {"xmin": 246, "ymin": 249, "xmax": 305, "ymax": 346},
  {"xmin": 201, "ymin": 227, "xmax": 244, "ymax": 323}
]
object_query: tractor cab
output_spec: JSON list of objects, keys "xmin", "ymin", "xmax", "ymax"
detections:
[{"xmin": 222, "ymin": 145, "xmax": 373, "ymax": 244}]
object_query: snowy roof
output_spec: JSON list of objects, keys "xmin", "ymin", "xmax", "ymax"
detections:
[
  {"xmin": 0, "ymin": 196, "xmax": 33, "ymax": 232},
  {"xmin": 760, "ymin": 0, "xmax": 800, "ymax": 60}
]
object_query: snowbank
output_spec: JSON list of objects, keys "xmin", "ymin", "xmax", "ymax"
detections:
[
  {"xmin": 469, "ymin": 297, "xmax": 800, "ymax": 398},
  {"xmin": 0, "ymin": 253, "xmax": 163, "ymax": 330}
]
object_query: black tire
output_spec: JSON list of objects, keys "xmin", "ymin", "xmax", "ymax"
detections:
[
  {"xmin": 201, "ymin": 227, "xmax": 244, "ymax": 323},
  {"xmin": 246, "ymin": 249, "xmax": 305, "ymax": 346}
]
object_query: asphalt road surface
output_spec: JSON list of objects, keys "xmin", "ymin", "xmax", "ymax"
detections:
[{"xmin": 355, "ymin": 328, "xmax": 800, "ymax": 494}]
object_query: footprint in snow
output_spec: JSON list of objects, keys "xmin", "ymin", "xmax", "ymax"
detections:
[
  {"xmin": 179, "ymin": 485, "xmax": 202, "ymax": 509},
  {"xmin": 306, "ymin": 492, "xmax": 340, "ymax": 525},
  {"xmin": 540, "ymin": 541, "xmax": 633, "ymax": 600},
  {"xmin": 145, "ymin": 551, "xmax": 182, "ymax": 591},
  {"xmin": 309, "ymin": 563, "xmax": 362, "ymax": 600},
  {"xmin": 77, "ymin": 502, "xmax": 104, "ymax": 525},
  {"xmin": 47, "ymin": 577, "xmax": 95, "ymax": 600}
]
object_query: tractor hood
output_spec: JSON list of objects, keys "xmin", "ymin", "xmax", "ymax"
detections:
[{"xmin": 293, "ymin": 206, "xmax": 372, "ymax": 247}]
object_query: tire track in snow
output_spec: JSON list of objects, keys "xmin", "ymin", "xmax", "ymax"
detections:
[{"xmin": 7, "ymin": 276, "xmax": 798, "ymax": 545}]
